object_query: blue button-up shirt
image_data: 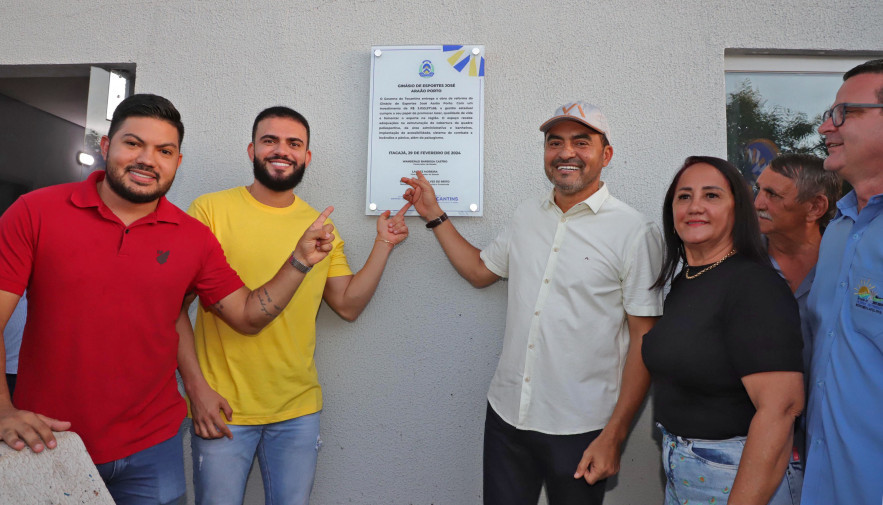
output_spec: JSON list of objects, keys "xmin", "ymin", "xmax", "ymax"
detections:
[
  {"xmin": 766, "ymin": 237, "xmax": 815, "ymax": 464},
  {"xmin": 766, "ymin": 237, "xmax": 815, "ymax": 370},
  {"xmin": 803, "ymin": 190, "xmax": 883, "ymax": 504}
]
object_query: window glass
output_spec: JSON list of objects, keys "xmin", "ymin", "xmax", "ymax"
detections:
[{"xmin": 725, "ymin": 71, "xmax": 840, "ymax": 185}]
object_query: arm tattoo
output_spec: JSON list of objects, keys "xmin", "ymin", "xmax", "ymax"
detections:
[
  {"xmin": 262, "ymin": 288, "xmax": 283, "ymax": 312},
  {"xmin": 255, "ymin": 287, "xmax": 281, "ymax": 319}
]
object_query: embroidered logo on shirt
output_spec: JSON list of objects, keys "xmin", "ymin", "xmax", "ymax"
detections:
[
  {"xmin": 854, "ymin": 280, "xmax": 883, "ymax": 314},
  {"xmin": 156, "ymin": 250, "xmax": 170, "ymax": 265}
]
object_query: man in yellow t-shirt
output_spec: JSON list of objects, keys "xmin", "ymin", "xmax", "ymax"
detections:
[{"xmin": 183, "ymin": 106, "xmax": 409, "ymax": 505}]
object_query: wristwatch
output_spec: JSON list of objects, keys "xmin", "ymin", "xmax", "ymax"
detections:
[
  {"xmin": 288, "ymin": 253, "xmax": 312, "ymax": 274},
  {"xmin": 425, "ymin": 212, "xmax": 449, "ymax": 229}
]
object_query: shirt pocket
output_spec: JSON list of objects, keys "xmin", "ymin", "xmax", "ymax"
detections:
[{"xmin": 848, "ymin": 268, "xmax": 883, "ymax": 342}]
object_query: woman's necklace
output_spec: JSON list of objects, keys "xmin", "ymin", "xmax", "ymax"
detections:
[{"xmin": 684, "ymin": 249, "xmax": 736, "ymax": 280}]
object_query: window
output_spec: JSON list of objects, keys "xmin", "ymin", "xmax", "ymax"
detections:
[{"xmin": 724, "ymin": 54, "xmax": 874, "ymax": 185}]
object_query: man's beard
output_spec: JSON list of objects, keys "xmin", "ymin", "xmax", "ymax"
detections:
[
  {"xmin": 104, "ymin": 163, "xmax": 174, "ymax": 204},
  {"xmin": 545, "ymin": 156, "xmax": 590, "ymax": 195},
  {"xmin": 253, "ymin": 156, "xmax": 306, "ymax": 192}
]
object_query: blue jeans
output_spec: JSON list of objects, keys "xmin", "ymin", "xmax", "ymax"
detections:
[
  {"xmin": 658, "ymin": 423, "xmax": 802, "ymax": 505},
  {"xmin": 95, "ymin": 429, "xmax": 186, "ymax": 505},
  {"xmin": 191, "ymin": 412, "xmax": 321, "ymax": 505}
]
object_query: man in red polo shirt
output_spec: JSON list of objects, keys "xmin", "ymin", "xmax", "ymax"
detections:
[{"xmin": 0, "ymin": 94, "xmax": 336, "ymax": 504}]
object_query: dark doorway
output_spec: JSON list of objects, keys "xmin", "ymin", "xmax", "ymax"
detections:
[{"xmin": 0, "ymin": 63, "xmax": 135, "ymax": 211}]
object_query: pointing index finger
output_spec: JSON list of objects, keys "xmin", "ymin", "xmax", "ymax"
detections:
[
  {"xmin": 313, "ymin": 206, "xmax": 334, "ymax": 226},
  {"xmin": 395, "ymin": 201, "xmax": 412, "ymax": 218}
]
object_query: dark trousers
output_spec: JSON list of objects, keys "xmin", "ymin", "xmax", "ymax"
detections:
[
  {"xmin": 483, "ymin": 402, "xmax": 607, "ymax": 505},
  {"xmin": 5, "ymin": 374, "xmax": 15, "ymax": 399}
]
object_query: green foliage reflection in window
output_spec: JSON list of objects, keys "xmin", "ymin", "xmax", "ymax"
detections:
[{"xmin": 725, "ymin": 72, "xmax": 838, "ymax": 185}]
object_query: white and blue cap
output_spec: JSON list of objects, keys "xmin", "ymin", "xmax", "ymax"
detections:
[{"xmin": 539, "ymin": 101, "xmax": 612, "ymax": 145}]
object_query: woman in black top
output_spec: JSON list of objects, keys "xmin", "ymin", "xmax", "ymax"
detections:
[{"xmin": 642, "ymin": 156, "xmax": 804, "ymax": 504}]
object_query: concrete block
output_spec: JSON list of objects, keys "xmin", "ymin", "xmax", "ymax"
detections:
[{"xmin": 0, "ymin": 431, "xmax": 113, "ymax": 504}]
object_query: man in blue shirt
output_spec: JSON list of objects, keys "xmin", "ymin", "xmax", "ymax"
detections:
[
  {"xmin": 803, "ymin": 58, "xmax": 883, "ymax": 504},
  {"xmin": 755, "ymin": 153, "xmax": 840, "ymax": 483},
  {"xmin": 756, "ymin": 153, "xmax": 840, "ymax": 365}
]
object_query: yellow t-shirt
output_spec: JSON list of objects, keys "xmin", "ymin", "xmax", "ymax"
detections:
[{"xmin": 187, "ymin": 187, "xmax": 352, "ymax": 424}]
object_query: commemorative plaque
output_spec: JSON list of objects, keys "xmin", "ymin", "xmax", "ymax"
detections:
[{"xmin": 366, "ymin": 45, "xmax": 485, "ymax": 216}]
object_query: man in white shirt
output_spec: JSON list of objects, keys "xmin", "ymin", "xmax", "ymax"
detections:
[{"xmin": 401, "ymin": 101, "xmax": 663, "ymax": 505}]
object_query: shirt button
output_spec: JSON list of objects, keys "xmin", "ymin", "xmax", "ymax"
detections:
[
  {"xmin": 553, "ymin": 247, "xmax": 559, "ymax": 252},
  {"xmin": 534, "ymin": 311, "xmax": 540, "ymax": 316},
  {"xmin": 840, "ymin": 281, "xmax": 847, "ymax": 288},
  {"xmin": 827, "ymin": 330, "xmax": 834, "ymax": 337},
  {"xmin": 544, "ymin": 279, "xmax": 549, "ymax": 284},
  {"xmin": 524, "ymin": 377, "xmax": 530, "ymax": 383},
  {"xmin": 853, "ymin": 234, "xmax": 860, "ymax": 240},
  {"xmin": 124, "ymin": 229, "xmax": 130, "ymax": 234},
  {"xmin": 528, "ymin": 344, "xmax": 535, "ymax": 350},
  {"xmin": 560, "ymin": 218, "xmax": 566, "ymax": 223}
]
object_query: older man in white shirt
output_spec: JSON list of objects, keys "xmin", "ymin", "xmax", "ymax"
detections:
[{"xmin": 401, "ymin": 101, "xmax": 663, "ymax": 505}]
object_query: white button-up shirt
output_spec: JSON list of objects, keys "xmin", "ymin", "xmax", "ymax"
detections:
[{"xmin": 480, "ymin": 184, "xmax": 663, "ymax": 434}]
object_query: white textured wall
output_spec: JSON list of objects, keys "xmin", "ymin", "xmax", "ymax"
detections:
[{"xmin": 2, "ymin": 1, "xmax": 881, "ymax": 503}]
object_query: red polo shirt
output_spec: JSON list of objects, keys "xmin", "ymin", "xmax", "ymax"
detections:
[{"xmin": 0, "ymin": 171, "xmax": 244, "ymax": 463}]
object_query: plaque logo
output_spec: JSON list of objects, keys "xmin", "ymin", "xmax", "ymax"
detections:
[{"xmin": 419, "ymin": 60, "xmax": 435, "ymax": 78}]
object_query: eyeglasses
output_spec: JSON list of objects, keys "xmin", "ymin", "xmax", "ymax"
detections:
[{"xmin": 821, "ymin": 103, "xmax": 883, "ymax": 127}]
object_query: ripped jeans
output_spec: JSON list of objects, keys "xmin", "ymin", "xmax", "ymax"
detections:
[
  {"xmin": 658, "ymin": 423, "xmax": 802, "ymax": 505},
  {"xmin": 191, "ymin": 412, "xmax": 322, "ymax": 505}
]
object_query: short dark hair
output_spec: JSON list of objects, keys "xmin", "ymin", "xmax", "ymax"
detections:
[
  {"xmin": 843, "ymin": 58, "xmax": 883, "ymax": 103},
  {"xmin": 653, "ymin": 156, "xmax": 770, "ymax": 289},
  {"xmin": 107, "ymin": 94, "xmax": 184, "ymax": 146},
  {"xmin": 543, "ymin": 121, "xmax": 610, "ymax": 147},
  {"xmin": 769, "ymin": 153, "xmax": 842, "ymax": 228},
  {"xmin": 252, "ymin": 106, "xmax": 311, "ymax": 148}
]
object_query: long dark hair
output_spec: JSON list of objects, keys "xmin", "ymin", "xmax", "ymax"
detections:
[{"xmin": 653, "ymin": 156, "xmax": 770, "ymax": 288}]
